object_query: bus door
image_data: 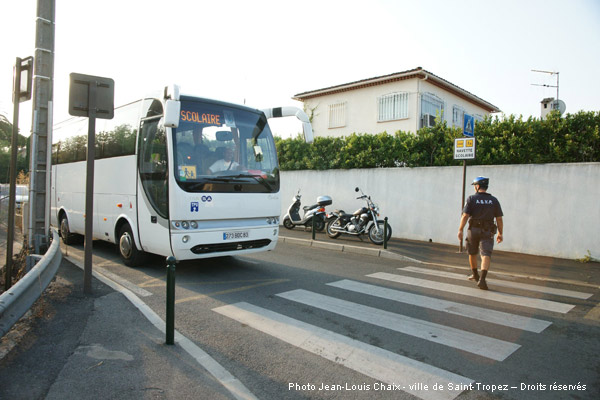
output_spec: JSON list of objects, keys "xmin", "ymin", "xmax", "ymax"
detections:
[{"xmin": 136, "ymin": 117, "xmax": 172, "ymax": 256}]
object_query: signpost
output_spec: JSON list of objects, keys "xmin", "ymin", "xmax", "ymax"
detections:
[
  {"xmin": 69, "ymin": 73, "xmax": 114, "ymax": 293},
  {"xmin": 455, "ymin": 114, "xmax": 476, "ymax": 252},
  {"xmin": 463, "ymin": 114, "xmax": 474, "ymax": 137},
  {"xmin": 4, "ymin": 57, "xmax": 33, "ymax": 291},
  {"xmin": 453, "ymin": 137, "xmax": 476, "ymax": 160}
]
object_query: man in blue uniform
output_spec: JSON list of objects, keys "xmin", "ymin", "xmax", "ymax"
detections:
[{"xmin": 457, "ymin": 177, "xmax": 504, "ymax": 290}]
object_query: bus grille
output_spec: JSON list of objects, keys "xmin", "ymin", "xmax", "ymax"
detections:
[{"xmin": 191, "ymin": 239, "xmax": 272, "ymax": 255}]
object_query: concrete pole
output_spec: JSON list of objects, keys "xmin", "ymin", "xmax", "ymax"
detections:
[{"xmin": 28, "ymin": 0, "xmax": 55, "ymax": 254}]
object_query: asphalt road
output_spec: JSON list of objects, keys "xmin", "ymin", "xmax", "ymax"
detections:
[{"xmin": 47, "ymin": 237, "xmax": 600, "ymax": 400}]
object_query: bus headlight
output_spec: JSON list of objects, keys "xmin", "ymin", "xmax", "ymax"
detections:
[
  {"xmin": 172, "ymin": 220, "xmax": 198, "ymax": 230},
  {"xmin": 182, "ymin": 235, "xmax": 190, "ymax": 243}
]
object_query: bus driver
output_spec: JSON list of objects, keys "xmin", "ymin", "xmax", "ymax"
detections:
[{"xmin": 209, "ymin": 147, "xmax": 239, "ymax": 173}]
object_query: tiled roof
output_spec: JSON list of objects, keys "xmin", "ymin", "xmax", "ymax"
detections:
[{"xmin": 293, "ymin": 67, "xmax": 501, "ymax": 113}]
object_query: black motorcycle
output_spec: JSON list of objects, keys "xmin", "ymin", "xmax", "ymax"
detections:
[{"xmin": 326, "ymin": 187, "xmax": 391, "ymax": 245}]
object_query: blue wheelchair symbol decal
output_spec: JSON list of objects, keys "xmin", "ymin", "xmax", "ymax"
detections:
[{"xmin": 191, "ymin": 202, "xmax": 199, "ymax": 212}]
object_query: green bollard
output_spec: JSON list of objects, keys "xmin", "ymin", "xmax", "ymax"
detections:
[
  {"xmin": 384, "ymin": 217, "xmax": 388, "ymax": 250},
  {"xmin": 166, "ymin": 256, "xmax": 176, "ymax": 345}
]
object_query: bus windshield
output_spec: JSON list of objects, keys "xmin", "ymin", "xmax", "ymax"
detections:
[{"xmin": 173, "ymin": 98, "xmax": 279, "ymax": 193}]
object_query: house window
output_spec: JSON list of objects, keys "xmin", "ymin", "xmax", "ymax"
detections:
[
  {"xmin": 452, "ymin": 105, "xmax": 465, "ymax": 128},
  {"xmin": 378, "ymin": 92, "xmax": 409, "ymax": 122},
  {"xmin": 421, "ymin": 93, "xmax": 444, "ymax": 128},
  {"xmin": 328, "ymin": 102, "xmax": 346, "ymax": 128}
]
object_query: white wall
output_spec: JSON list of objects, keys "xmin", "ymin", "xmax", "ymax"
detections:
[{"xmin": 280, "ymin": 163, "xmax": 600, "ymax": 261}]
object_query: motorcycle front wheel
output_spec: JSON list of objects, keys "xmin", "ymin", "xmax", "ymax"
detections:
[
  {"xmin": 326, "ymin": 218, "xmax": 342, "ymax": 238},
  {"xmin": 368, "ymin": 221, "xmax": 392, "ymax": 245},
  {"xmin": 283, "ymin": 217, "xmax": 295, "ymax": 230}
]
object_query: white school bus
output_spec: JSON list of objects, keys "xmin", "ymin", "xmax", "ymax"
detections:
[{"xmin": 51, "ymin": 85, "xmax": 312, "ymax": 266}]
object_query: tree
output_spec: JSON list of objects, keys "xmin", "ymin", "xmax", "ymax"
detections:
[{"xmin": 0, "ymin": 113, "xmax": 30, "ymax": 183}]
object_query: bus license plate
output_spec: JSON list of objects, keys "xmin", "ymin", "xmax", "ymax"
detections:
[{"xmin": 223, "ymin": 231, "xmax": 249, "ymax": 241}]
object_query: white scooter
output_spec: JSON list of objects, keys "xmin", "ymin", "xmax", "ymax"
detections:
[{"xmin": 283, "ymin": 190, "xmax": 332, "ymax": 231}]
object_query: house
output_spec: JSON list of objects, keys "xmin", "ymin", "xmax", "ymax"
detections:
[
  {"xmin": 293, "ymin": 67, "xmax": 500, "ymax": 138},
  {"xmin": 540, "ymin": 97, "xmax": 565, "ymax": 119}
]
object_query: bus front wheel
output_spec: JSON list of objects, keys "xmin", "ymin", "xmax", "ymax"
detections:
[
  {"xmin": 59, "ymin": 215, "xmax": 81, "ymax": 245},
  {"xmin": 118, "ymin": 224, "xmax": 145, "ymax": 267}
]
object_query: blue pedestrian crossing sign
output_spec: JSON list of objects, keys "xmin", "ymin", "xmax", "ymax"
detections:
[{"xmin": 463, "ymin": 114, "xmax": 474, "ymax": 137}]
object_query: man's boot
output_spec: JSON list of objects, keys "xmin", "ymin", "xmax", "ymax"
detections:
[
  {"xmin": 478, "ymin": 270, "xmax": 488, "ymax": 290},
  {"xmin": 468, "ymin": 269, "xmax": 479, "ymax": 281}
]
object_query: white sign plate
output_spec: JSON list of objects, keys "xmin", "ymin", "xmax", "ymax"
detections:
[{"xmin": 454, "ymin": 138, "xmax": 476, "ymax": 160}]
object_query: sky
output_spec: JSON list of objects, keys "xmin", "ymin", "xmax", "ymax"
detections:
[{"xmin": 1, "ymin": 0, "xmax": 600, "ymax": 138}]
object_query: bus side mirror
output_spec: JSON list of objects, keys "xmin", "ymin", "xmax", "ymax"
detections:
[
  {"xmin": 261, "ymin": 106, "xmax": 314, "ymax": 144},
  {"xmin": 164, "ymin": 100, "xmax": 180, "ymax": 128},
  {"xmin": 302, "ymin": 121, "xmax": 314, "ymax": 144}
]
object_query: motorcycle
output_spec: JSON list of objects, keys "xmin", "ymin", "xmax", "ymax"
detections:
[
  {"xmin": 283, "ymin": 190, "xmax": 332, "ymax": 231},
  {"xmin": 326, "ymin": 187, "xmax": 391, "ymax": 245}
]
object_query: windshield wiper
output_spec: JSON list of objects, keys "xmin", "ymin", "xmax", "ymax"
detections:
[
  {"xmin": 186, "ymin": 182, "xmax": 207, "ymax": 191},
  {"xmin": 230, "ymin": 173, "xmax": 273, "ymax": 191},
  {"xmin": 203, "ymin": 176, "xmax": 232, "ymax": 182},
  {"xmin": 193, "ymin": 174, "xmax": 273, "ymax": 191}
]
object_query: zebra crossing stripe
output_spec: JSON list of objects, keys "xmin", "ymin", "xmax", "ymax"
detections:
[
  {"xmin": 277, "ymin": 289, "xmax": 520, "ymax": 361},
  {"xmin": 213, "ymin": 302, "xmax": 473, "ymax": 400},
  {"xmin": 399, "ymin": 267, "xmax": 593, "ymax": 300},
  {"xmin": 368, "ymin": 272, "xmax": 575, "ymax": 314},
  {"xmin": 327, "ymin": 279, "xmax": 552, "ymax": 333}
]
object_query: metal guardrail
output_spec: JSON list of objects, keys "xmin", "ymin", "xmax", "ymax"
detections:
[{"xmin": 0, "ymin": 228, "xmax": 62, "ymax": 337}]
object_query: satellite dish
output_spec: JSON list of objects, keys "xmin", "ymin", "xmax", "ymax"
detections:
[{"xmin": 551, "ymin": 99, "xmax": 566, "ymax": 115}]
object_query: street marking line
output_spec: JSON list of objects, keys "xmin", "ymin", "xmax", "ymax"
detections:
[
  {"xmin": 66, "ymin": 255, "xmax": 257, "ymax": 400},
  {"xmin": 328, "ymin": 279, "xmax": 551, "ymax": 333},
  {"xmin": 368, "ymin": 272, "xmax": 575, "ymax": 314},
  {"xmin": 95, "ymin": 268, "xmax": 153, "ymax": 297},
  {"xmin": 277, "ymin": 289, "xmax": 520, "ymax": 361},
  {"xmin": 419, "ymin": 260, "xmax": 600, "ymax": 290},
  {"xmin": 138, "ymin": 276, "xmax": 165, "ymax": 288},
  {"xmin": 400, "ymin": 267, "xmax": 593, "ymax": 300},
  {"xmin": 584, "ymin": 302, "xmax": 600, "ymax": 321},
  {"xmin": 184, "ymin": 278, "xmax": 285, "ymax": 286},
  {"xmin": 175, "ymin": 279, "xmax": 289, "ymax": 304},
  {"xmin": 213, "ymin": 302, "xmax": 473, "ymax": 400}
]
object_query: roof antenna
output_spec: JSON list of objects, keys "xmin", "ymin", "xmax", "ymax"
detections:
[
  {"xmin": 532, "ymin": 70, "xmax": 565, "ymax": 116},
  {"xmin": 531, "ymin": 69, "xmax": 559, "ymax": 102}
]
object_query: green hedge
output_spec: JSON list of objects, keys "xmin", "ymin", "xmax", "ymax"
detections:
[{"xmin": 275, "ymin": 111, "xmax": 600, "ymax": 170}]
